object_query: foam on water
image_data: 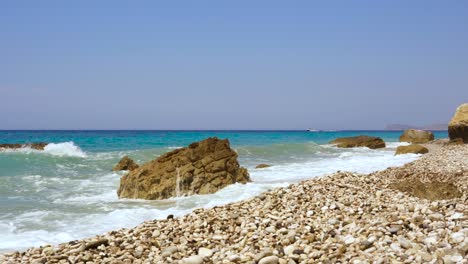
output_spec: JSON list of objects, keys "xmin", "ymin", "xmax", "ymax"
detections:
[
  {"xmin": 0, "ymin": 141, "xmax": 87, "ymax": 158},
  {"xmin": 43, "ymin": 142, "xmax": 87, "ymax": 158}
]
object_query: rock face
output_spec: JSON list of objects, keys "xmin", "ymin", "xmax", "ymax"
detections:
[
  {"xmin": 113, "ymin": 156, "xmax": 139, "ymax": 171},
  {"xmin": 329, "ymin": 136, "xmax": 385, "ymax": 149},
  {"xmin": 0, "ymin": 142, "xmax": 47, "ymax": 150},
  {"xmin": 117, "ymin": 137, "xmax": 250, "ymax": 200},
  {"xmin": 448, "ymin": 103, "xmax": 468, "ymax": 143},
  {"xmin": 255, "ymin": 164, "xmax": 272, "ymax": 169},
  {"xmin": 399, "ymin": 129, "xmax": 434, "ymax": 143},
  {"xmin": 395, "ymin": 144, "xmax": 429, "ymax": 155}
]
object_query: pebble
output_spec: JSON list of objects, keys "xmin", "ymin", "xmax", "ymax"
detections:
[
  {"xmin": 181, "ymin": 255, "xmax": 203, "ymax": 264},
  {"xmin": 258, "ymin": 256, "xmax": 279, "ymax": 264},
  {"xmin": 198, "ymin": 247, "xmax": 213, "ymax": 258}
]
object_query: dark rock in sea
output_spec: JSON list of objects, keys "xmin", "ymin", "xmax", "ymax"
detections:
[
  {"xmin": 448, "ymin": 103, "xmax": 468, "ymax": 143},
  {"xmin": 117, "ymin": 137, "xmax": 250, "ymax": 200},
  {"xmin": 0, "ymin": 142, "xmax": 48, "ymax": 150},
  {"xmin": 329, "ymin": 136, "xmax": 385, "ymax": 149},
  {"xmin": 395, "ymin": 144, "xmax": 429, "ymax": 155},
  {"xmin": 112, "ymin": 156, "xmax": 139, "ymax": 171},
  {"xmin": 399, "ymin": 129, "xmax": 434, "ymax": 144},
  {"xmin": 255, "ymin": 164, "xmax": 272, "ymax": 169}
]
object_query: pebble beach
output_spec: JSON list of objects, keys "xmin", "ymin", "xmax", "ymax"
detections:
[{"xmin": 1, "ymin": 144, "xmax": 466, "ymax": 264}]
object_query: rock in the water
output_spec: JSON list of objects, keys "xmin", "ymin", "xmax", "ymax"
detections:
[
  {"xmin": 112, "ymin": 156, "xmax": 139, "ymax": 171},
  {"xmin": 329, "ymin": 136, "xmax": 385, "ymax": 149},
  {"xmin": 395, "ymin": 144, "xmax": 429, "ymax": 155},
  {"xmin": 255, "ymin": 164, "xmax": 272, "ymax": 169},
  {"xmin": 0, "ymin": 142, "xmax": 47, "ymax": 150},
  {"xmin": 448, "ymin": 103, "xmax": 468, "ymax": 143},
  {"xmin": 399, "ymin": 129, "xmax": 434, "ymax": 143},
  {"xmin": 117, "ymin": 137, "xmax": 250, "ymax": 200}
]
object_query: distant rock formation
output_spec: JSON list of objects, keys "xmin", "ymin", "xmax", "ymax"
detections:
[
  {"xmin": 113, "ymin": 156, "xmax": 139, "ymax": 171},
  {"xmin": 448, "ymin": 103, "xmax": 468, "ymax": 143},
  {"xmin": 395, "ymin": 144, "xmax": 429, "ymax": 155},
  {"xmin": 117, "ymin": 137, "xmax": 250, "ymax": 200},
  {"xmin": 0, "ymin": 142, "xmax": 48, "ymax": 150},
  {"xmin": 329, "ymin": 136, "xmax": 385, "ymax": 149},
  {"xmin": 255, "ymin": 164, "xmax": 272, "ymax": 169},
  {"xmin": 385, "ymin": 124, "xmax": 447, "ymax": 131},
  {"xmin": 399, "ymin": 129, "xmax": 434, "ymax": 144}
]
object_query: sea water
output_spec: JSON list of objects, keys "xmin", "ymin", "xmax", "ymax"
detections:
[{"xmin": 0, "ymin": 130, "xmax": 447, "ymax": 251}]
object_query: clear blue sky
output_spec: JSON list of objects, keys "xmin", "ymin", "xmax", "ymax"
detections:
[{"xmin": 1, "ymin": 1, "xmax": 467, "ymax": 130}]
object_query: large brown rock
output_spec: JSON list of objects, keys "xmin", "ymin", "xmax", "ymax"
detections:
[
  {"xmin": 395, "ymin": 144, "xmax": 429, "ymax": 155},
  {"xmin": 0, "ymin": 142, "xmax": 48, "ymax": 150},
  {"xmin": 117, "ymin": 137, "xmax": 250, "ymax": 200},
  {"xmin": 329, "ymin": 136, "xmax": 386, "ymax": 149},
  {"xmin": 113, "ymin": 156, "xmax": 139, "ymax": 171},
  {"xmin": 448, "ymin": 103, "xmax": 468, "ymax": 143},
  {"xmin": 399, "ymin": 129, "xmax": 434, "ymax": 143}
]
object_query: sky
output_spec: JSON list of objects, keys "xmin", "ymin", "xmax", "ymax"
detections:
[{"xmin": 1, "ymin": 1, "xmax": 467, "ymax": 130}]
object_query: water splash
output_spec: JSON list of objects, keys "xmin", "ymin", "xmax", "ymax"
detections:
[{"xmin": 175, "ymin": 168, "xmax": 181, "ymax": 198}]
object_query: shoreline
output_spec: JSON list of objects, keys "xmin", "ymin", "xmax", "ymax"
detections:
[{"xmin": 1, "ymin": 144, "xmax": 467, "ymax": 263}]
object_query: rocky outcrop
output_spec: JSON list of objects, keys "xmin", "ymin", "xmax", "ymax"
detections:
[
  {"xmin": 399, "ymin": 129, "xmax": 434, "ymax": 143},
  {"xmin": 0, "ymin": 142, "xmax": 48, "ymax": 150},
  {"xmin": 448, "ymin": 103, "xmax": 468, "ymax": 143},
  {"xmin": 395, "ymin": 144, "xmax": 429, "ymax": 155},
  {"xmin": 113, "ymin": 156, "xmax": 139, "ymax": 171},
  {"xmin": 329, "ymin": 136, "xmax": 385, "ymax": 149},
  {"xmin": 117, "ymin": 137, "xmax": 250, "ymax": 200},
  {"xmin": 255, "ymin": 164, "xmax": 272, "ymax": 169}
]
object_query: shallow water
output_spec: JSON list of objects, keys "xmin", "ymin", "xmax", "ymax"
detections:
[{"xmin": 0, "ymin": 130, "xmax": 447, "ymax": 251}]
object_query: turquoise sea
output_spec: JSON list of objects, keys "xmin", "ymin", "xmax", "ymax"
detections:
[{"xmin": 0, "ymin": 130, "xmax": 447, "ymax": 251}]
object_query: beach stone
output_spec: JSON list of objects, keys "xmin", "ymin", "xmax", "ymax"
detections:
[
  {"xmin": 84, "ymin": 239, "xmax": 108, "ymax": 250},
  {"xmin": 198, "ymin": 247, "xmax": 213, "ymax": 258},
  {"xmin": 258, "ymin": 256, "xmax": 279, "ymax": 264},
  {"xmin": 283, "ymin": 245, "xmax": 295, "ymax": 256},
  {"xmin": 329, "ymin": 136, "xmax": 385, "ymax": 149},
  {"xmin": 448, "ymin": 103, "xmax": 468, "ymax": 143},
  {"xmin": 395, "ymin": 144, "xmax": 429, "ymax": 155},
  {"xmin": 161, "ymin": 246, "xmax": 178, "ymax": 257},
  {"xmin": 255, "ymin": 164, "xmax": 272, "ymax": 169},
  {"xmin": 117, "ymin": 137, "xmax": 250, "ymax": 200},
  {"xmin": 399, "ymin": 129, "xmax": 434, "ymax": 144},
  {"xmin": 112, "ymin": 156, "xmax": 139, "ymax": 171},
  {"xmin": 181, "ymin": 255, "xmax": 203, "ymax": 264},
  {"xmin": 227, "ymin": 254, "xmax": 241, "ymax": 262},
  {"xmin": 389, "ymin": 179, "xmax": 462, "ymax": 200}
]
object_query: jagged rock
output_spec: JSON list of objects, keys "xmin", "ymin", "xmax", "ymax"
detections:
[
  {"xmin": 448, "ymin": 103, "xmax": 468, "ymax": 143},
  {"xmin": 0, "ymin": 142, "xmax": 47, "ymax": 150},
  {"xmin": 399, "ymin": 129, "xmax": 434, "ymax": 143},
  {"xmin": 112, "ymin": 156, "xmax": 139, "ymax": 171},
  {"xmin": 255, "ymin": 164, "xmax": 272, "ymax": 169},
  {"xmin": 117, "ymin": 137, "xmax": 250, "ymax": 200},
  {"xmin": 395, "ymin": 144, "xmax": 429, "ymax": 155},
  {"xmin": 329, "ymin": 136, "xmax": 385, "ymax": 149}
]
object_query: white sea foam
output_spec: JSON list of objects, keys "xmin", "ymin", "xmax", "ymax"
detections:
[
  {"xmin": 43, "ymin": 142, "xmax": 87, "ymax": 158},
  {"xmin": 385, "ymin": 141, "xmax": 411, "ymax": 148},
  {"xmin": 0, "ymin": 141, "xmax": 87, "ymax": 158}
]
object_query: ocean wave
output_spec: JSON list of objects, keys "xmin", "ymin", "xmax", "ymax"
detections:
[
  {"xmin": 0, "ymin": 142, "xmax": 87, "ymax": 158},
  {"xmin": 43, "ymin": 142, "xmax": 87, "ymax": 158}
]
